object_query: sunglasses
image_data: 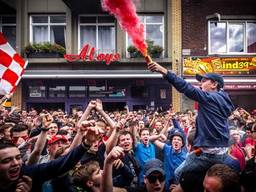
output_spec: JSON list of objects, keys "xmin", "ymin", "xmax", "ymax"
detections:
[{"xmin": 147, "ymin": 174, "xmax": 165, "ymax": 183}]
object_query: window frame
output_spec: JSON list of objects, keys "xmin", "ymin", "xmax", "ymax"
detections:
[
  {"xmin": 0, "ymin": 15, "xmax": 16, "ymax": 46},
  {"xmin": 78, "ymin": 15, "xmax": 116, "ymax": 54},
  {"xmin": 208, "ymin": 20, "xmax": 256, "ymax": 55},
  {"xmin": 125, "ymin": 14, "xmax": 165, "ymax": 57},
  {"xmin": 29, "ymin": 14, "xmax": 66, "ymax": 44}
]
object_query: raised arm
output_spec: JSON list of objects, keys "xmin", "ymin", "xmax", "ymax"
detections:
[
  {"xmin": 105, "ymin": 120, "xmax": 125, "ymax": 154},
  {"xmin": 95, "ymin": 99, "xmax": 116, "ymax": 129},
  {"xmin": 148, "ymin": 62, "xmax": 211, "ymax": 103},
  {"xmin": 77, "ymin": 100, "xmax": 96, "ymax": 127},
  {"xmin": 149, "ymin": 134, "xmax": 166, "ymax": 150},
  {"xmin": 27, "ymin": 113, "xmax": 53, "ymax": 165},
  {"xmin": 23, "ymin": 122, "xmax": 102, "ymax": 183},
  {"xmin": 64, "ymin": 120, "xmax": 95, "ymax": 154},
  {"xmin": 101, "ymin": 146, "xmax": 125, "ymax": 192}
]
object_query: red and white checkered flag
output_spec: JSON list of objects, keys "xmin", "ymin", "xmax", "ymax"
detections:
[{"xmin": 0, "ymin": 32, "xmax": 28, "ymax": 95}]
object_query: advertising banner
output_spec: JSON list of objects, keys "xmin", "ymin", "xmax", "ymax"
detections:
[{"xmin": 183, "ymin": 57, "xmax": 256, "ymax": 75}]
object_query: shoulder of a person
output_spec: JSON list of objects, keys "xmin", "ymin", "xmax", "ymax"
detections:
[{"xmin": 124, "ymin": 185, "xmax": 146, "ymax": 192}]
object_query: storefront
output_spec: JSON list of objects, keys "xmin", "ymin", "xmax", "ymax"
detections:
[
  {"xmin": 183, "ymin": 57, "xmax": 256, "ymax": 111},
  {"xmin": 22, "ymin": 58, "xmax": 172, "ymax": 113}
]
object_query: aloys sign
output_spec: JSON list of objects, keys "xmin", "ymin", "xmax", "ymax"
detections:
[{"xmin": 64, "ymin": 44, "xmax": 120, "ymax": 65}]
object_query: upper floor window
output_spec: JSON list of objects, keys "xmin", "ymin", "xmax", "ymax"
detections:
[
  {"xmin": 209, "ymin": 21, "xmax": 256, "ymax": 54},
  {"xmin": 30, "ymin": 15, "xmax": 66, "ymax": 47},
  {"xmin": 79, "ymin": 16, "xmax": 116, "ymax": 54},
  {"xmin": 126, "ymin": 15, "xmax": 164, "ymax": 57},
  {"xmin": 0, "ymin": 15, "xmax": 16, "ymax": 48}
]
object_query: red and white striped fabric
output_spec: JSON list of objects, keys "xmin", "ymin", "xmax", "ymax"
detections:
[{"xmin": 0, "ymin": 32, "xmax": 28, "ymax": 95}]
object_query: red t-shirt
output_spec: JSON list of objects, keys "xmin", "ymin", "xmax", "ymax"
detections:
[{"xmin": 230, "ymin": 144, "xmax": 246, "ymax": 171}]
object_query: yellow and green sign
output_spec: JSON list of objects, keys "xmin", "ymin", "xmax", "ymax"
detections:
[{"xmin": 183, "ymin": 57, "xmax": 256, "ymax": 75}]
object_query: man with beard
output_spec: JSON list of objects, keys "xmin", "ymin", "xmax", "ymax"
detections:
[
  {"xmin": 135, "ymin": 128, "xmax": 156, "ymax": 184},
  {"xmin": 150, "ymin": 131, "xmax": 187, "ymax": 190}
]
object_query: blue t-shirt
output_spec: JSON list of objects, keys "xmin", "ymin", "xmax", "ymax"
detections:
[
  {"xmin": 163, "ymin": 144, "xmax": 187, "ymax": 189},
  {"xmin": 135, "ymin": 142, "xmax": 156, "ymax": 184}
]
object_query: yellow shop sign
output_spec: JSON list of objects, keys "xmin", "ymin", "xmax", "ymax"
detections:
[{"xmin": 183, "ymin": 57, "xmax": 256, "ymax": 75}]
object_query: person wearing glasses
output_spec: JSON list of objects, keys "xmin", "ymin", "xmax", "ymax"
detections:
[
  {"xmin": 147, "ymin": 62, "xmax": 235, "ymax": 183},
  {"xmin": 101, "ymin": 146, "xmax": 166, "ymax": 192}
]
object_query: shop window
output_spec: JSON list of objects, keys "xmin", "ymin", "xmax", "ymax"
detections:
[
  {"xmin": 160, "ymin": 89, "xmax": 167, "ymax": 99},
  {"xmin": 0, "ymin": 16, "xmax": 16, "ymax": 48},
  {"xmin": 126, "ymin": 15, "xmax": 164, "ymax": 57},
  {"xmin": 131, "ymin": 86, "xmax": 148, "ymax": 98},
  {"xmin": 69, "ymin": 86, "xmax": 87, "ymax": 98},
  {"xmin": 209, "ymin": 21, "xmax": 256, "ymax": 54},
  {"xmin": 30, "ymin": 15, "xmax": 66, "ymax": 47},
  {"xmin": 79, "ymin": 16, "xmax": 116, "ymax": 54},
  {"xmin": 89, "ymin": 85, "xmax": 106, "ymax": 97},
  {"xmin": 108, "ymin": 86, "xmax": 126, "ymax": 97},
  {"xmin": 29, "ymin": 86, "xmax": 46, "ymax": 98},
  {"xmin": 49, "ymin": 86, "xmax": 66, "ymax": 98}
]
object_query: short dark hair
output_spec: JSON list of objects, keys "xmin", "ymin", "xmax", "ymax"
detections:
[
  {"xmin": 72, "ymin": 161, "xmax": 99, "ymax": 188},
  {"xmin": 139, "ymin": 128, "xmax": 149, "ymax": 136},
  {"xmin": 0, "ymin": 139, "xmax": 16, "ymax": 150},
  {"xmin": 0, "ymin": 124, "xmax": 13, "ymax": 133},
  {"xmin": 206, "ymin": 164, "xmax": 241, "ymax": 192},
  {"xmin": 117, "ymin": 131, "xmax": 133, "ymax": 145},
  {"xmin": 11, "ymin": 123, "xmax": 28, "ymax": 135}
]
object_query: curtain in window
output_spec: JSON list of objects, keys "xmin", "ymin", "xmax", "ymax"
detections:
[
  {"xmin": 50, "ymin": 26, "xmax": 66, "ymax": 47},
  {"xmin": 98, "ymin": 26, "xmax": 115, "ymax": 53},
  {"xmin": 33, "ymin": 26, "xmax": 48, "ymax": 43},
  {"xmin": 80, "ymin": 26, "xmax": 96, "ymax": 51}
]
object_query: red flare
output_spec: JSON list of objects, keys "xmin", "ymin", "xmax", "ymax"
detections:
[
  {"xmin": 102, "ymin": 0, "xmax": 147, "ymax": 56},
  {"xmin": 145, "ymin": 55, "xmax": 153, "ymax": 65}
]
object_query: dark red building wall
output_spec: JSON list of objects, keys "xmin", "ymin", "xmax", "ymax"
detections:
[{"xmin": 182, "ymin": 0, "xmax": 256, "ymax": 56}]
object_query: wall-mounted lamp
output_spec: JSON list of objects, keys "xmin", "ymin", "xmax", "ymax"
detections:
[{"xmin": 206, "ymin": 13, "xmax": 221, "ymax": 21}]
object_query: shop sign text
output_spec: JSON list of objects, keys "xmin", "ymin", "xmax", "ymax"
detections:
[
  {"xmin": 64, "ymin": 44, "xmax": 120, "ymax": 65},
  {"xmin": 183, "ymin": 57, "xmax": 256, "ymax": 75}
]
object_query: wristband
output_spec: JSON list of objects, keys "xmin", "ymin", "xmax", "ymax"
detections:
[{"xmin": 40, "ymin": 127, "xmax": 50, "ymax": 132}]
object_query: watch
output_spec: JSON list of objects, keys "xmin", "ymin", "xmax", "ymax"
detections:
[{"xmin": 40, "ymin": 127, "xmax": 50, "ymax": 132}]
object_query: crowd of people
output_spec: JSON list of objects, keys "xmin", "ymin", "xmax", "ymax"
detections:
[{"xmin": 0, "ymin": 63, "xmax": 256, "ymax": 192}]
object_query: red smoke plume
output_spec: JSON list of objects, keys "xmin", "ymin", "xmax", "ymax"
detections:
[{"xmin": 102, "ymin": 0, "xmax": 147, "ymax": 56}]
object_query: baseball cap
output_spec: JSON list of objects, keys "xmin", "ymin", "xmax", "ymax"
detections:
[
  {"xmin": 196, "ymin": 73, "xmax": 224, "ymax": 88},
  {"xmin": 169, "ymin": 130, "xmax": 185, "ymax": 147},
  {"xmin": 144, "ymin": 159, "xmax": 165, "ymax": 177},
  {"xmin": 48, "ymin": 135, "xmax": 68, "ymax": 145}
]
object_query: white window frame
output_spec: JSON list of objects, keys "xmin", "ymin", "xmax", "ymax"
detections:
[
  {"xmin": 29, "ymin": 15, "xmax": 66, "ymax": 43},
  {"xmin": 208, "ymin": 20, "xmax": 256, "ymax": 55},
  {"xmin": 78, "ymin": 15, "xmax": 116, "ymax": 54},
  {"xmin": 126, "ymin": 15, "xmax": 165, "ymax": 57},
  {"xmin": 0, "ymin": 15, "xmax": 16, "ymax": 32}
]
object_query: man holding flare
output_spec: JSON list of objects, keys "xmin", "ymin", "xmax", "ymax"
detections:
[{"xmin": 146, "ymin": 57, "xmax": 235, "ymax": 183}]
